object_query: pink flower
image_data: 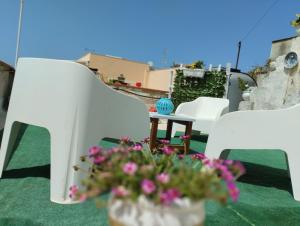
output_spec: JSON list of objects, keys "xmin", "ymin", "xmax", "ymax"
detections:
[
  {"xmin": 202, "ymin": 158, "xmax": 213, "ymax": 167},
  {"xmin": 112, "ymin": 186, "xmax": 130, "ymax": 197},
  {"xmin": 156, "ymin": 173, "xmax": 170, "ymax": 184},
  {"xmin": 160, "ymin": 188, "xmax": 181, "ymax": 205},
  {"xmin": 141, "ymin": 137, "xmax": 150, "ymax": 144},
  {"xmin": 179, "ymin": 135, "xmax": 190, "ymax": 141},
  {"xmin": 132, "ymin": 144, "xmax": 143, "ymax": 151},
  {"xmin": 93, "ymin": 155, "xmax": 106, "ymax": 164},
  {"xmin": 69, "ymin": 185, "xmax": 78, "ymax": 198},
  {"xmin": 202, "ymin": 158, "xmax": 210, "ymax": 164},
  {"xmin": 123, "ymin": 162, "xmax": 138, "ymax": 175},
  {"xmin": 162, "ymin": 146, "xmax": 175, "ymax": 155},
  {"xmin": 233, "ymin": 161, "xmax": 246, "ymax": 175},
  {"xmin": 220, "ymin": 167, "xmax": 234, "ymax": 182},
  {"xmin": 126, "ymin": 146, "xmax": 133, "ymax": 152},
  {"xmin": 227, "ymin": 182, "xmax": 240, "ymax": 202},
  {"xmin": 141, "ymin": 179, "xmax": 156, "ymax": 194},
  {"xmin": 88, "ymin": 146, "xmax": 101, "ymax": 156},
  {"xmin": 79, "ymin": 194, "xmax": 87, "ymax": 202},
  {"xmin": 224, "ymin": 159, "xmax": 233, "ymax": 165},
  {"xmin": 160, "ymin": 139, "xmax": 170, "ymax": 144},
  {"xmin": 107, "ymin": 147, "xmax": 121, "ymax": 156},
  {"xmin": 191, "ymin": 153, "xmax": 206, "ymax": 160},
  {"xmin": 167, "ymin": 188, "xmax": 181, "ymax": 199},
  {"xmin": 121, "ymin": 136, "xmax": 131, "ymax": 144},
  {"xmin": 178, "ymin": 154, "xmax": 184, "ymax": 160},
  {"xmin": 208, "ymin": 160, "xmax": 236, "ymax": 183}
]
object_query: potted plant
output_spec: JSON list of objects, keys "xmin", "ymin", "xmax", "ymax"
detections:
[
  {"xmin": 291, "ymin": 14, "xmax": 300, "ymax": 35},
  {"xmin": 183, "ymin": 60, "xmax": 205, "ymax": 78},
  {"xmin": 70, "ymin": 137, "xmax": 245, "ymax": 226}
]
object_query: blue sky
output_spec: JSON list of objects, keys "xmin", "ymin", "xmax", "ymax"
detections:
[{"xmin": 0, "ymin": 0, "xmax": 298, "ymax": 71}]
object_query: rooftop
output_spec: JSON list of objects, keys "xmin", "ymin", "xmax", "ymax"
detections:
[
  {"xmin": 80, "ymin": 52, "xmax": 151, "ymax": 66},
  {"xmin": 0, "ymin": 125, "xmax": 299, "ymax": 225}
]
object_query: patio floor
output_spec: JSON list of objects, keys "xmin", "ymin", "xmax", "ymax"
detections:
[{"xmin": 0, "ymin": 125, "xmax": 299, "ymax": 226}]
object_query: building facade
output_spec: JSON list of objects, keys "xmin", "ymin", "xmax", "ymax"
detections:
[
  {"xmin": 78, "ymin": 53, "xmax": 150, "ymax": 86},
  {"xmin": 78, "ymin": 53, "xmax": 175, "ymax": 92}
]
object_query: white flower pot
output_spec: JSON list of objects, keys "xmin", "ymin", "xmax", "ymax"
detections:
[
  {"xmin": 183, "ymin": 69, "xmax": 205, "ymax": 78},
  {"xmin": 108, "ymin": 196, "xmax": 205, "ymax": 226}
]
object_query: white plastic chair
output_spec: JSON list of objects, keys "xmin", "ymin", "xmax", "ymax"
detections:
[
  {"xmin": 171, "ymin": 97, "xmax": 229, "ymax": 136},
  {"xmin": 205, "ymin": 104, "xmax": 300, "ymax": 201},
  {"xmin": 0, "ymin": 58, "xmax": 149, "ymax": 204}
]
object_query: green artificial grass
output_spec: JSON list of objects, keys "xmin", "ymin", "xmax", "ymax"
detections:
[{"xmin": 0, "ymin": 125, "xmax": 300, "ymax": 226}]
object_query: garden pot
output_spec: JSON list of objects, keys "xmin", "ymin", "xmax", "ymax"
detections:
[
  {"xmin": 183, "ymin": 68, "xmax": 205, "ymax": 78},
  {"xmin": 108, "ymin": 196, "xmax": 205, "ymax": 226},
  {"xmin": 135, "ymin": 82, "xmax": 142, "ymax": 88}
]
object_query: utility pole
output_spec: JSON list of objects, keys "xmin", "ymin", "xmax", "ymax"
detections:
[
  {"xmin": 235, "ymin": 41, "xmax": 241, "ymax": 70},
  {"xmin": 15, "ymin": 0, "xmax": 24, "ymax": 68}
]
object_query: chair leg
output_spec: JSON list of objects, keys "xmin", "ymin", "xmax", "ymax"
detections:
[
  {"xmin": 205, "ymin": 140, "xmax": 225, "ymax": 160},
  {"xmin": 220, "ymin": 149, "xmax": 231, "ymax": 160},
  {"xmin": 165, "ymin": 120, "xmax": 173, "ymax": 140},
  {"xmin": 286, "ymin": 153, "xmax": 300, "ymax": 201},
  {"xmin": 0, "ymin": 121, "xmax": 22, "ymax": 177},
  {"xmin": 50, "ymin": 131, "xmax": 78, "ymax": 204},
  {"xmin": 284, "ymin": 152, "xmax": 290, "ymax": 177},
  {"xmin": 171, "ymin": 123, "xmax": 177, "ymax": 137}
]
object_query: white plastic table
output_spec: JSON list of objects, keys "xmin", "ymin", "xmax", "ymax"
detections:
[{"xmin": 149, "ymin": 112, "xmax": 195, "ymax": 154}]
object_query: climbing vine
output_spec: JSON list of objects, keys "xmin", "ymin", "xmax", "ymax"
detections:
[{"xmin": 171, "ymin": 69, "xmax": 227, "ymax": 108}]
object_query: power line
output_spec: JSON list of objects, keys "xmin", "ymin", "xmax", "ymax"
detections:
[
  {"xmin": 241, "ymin": 0, "xmax": 280, "ymax": 42},
  {"xmin": 235, "ymin": 0, "xmax": 280, "ymax": 69}
]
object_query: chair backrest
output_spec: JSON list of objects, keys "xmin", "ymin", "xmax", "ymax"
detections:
[
  {"xmin": 195, "ymin": 97, "xmax": 229, "ymax": 119},
  {"xmin": 0, "ymin": 58, "xmax": 150, "ymax": 203},
  {"xmin": 6, "ymin": 58, "xmax": 149, "ymax": 142}
]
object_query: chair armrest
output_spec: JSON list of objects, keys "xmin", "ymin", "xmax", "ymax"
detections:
[
  {"xmin": 175, "ymin": 100, "xmax": 198, "ymax": 116},
  {"xmin": 216, "ymin": 108, "xmax": 286, "ymax": 129},
  {"xmin": 215, "ymin": 105, "xmax": 229, "ymax": 119}
]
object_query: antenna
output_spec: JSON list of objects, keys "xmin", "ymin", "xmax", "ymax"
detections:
[
  {"xmin": 15, "ymin": 0, "xmax": 24, "ymax": 68},
  {"xmin": 161, "ymin": 48, "xmax": 168, "ymax": 67},
  {"xmin": 235, "ymin": 41, "xmax": 241, "ymax": 69}
]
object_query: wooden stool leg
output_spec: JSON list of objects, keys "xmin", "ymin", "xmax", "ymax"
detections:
[
  {"xmin": 184, "ymin": 122, "xmax": 193, "ymax": 154},
  {"xmin": 165, "ymin": 120, "xmax": 173, "ymax": 141},
  {"xmin": 149, "ymin": 118, "xmax": 159, "ymax": 151}
]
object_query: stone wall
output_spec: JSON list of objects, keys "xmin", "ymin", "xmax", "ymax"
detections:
[
  {"xmin": 270, "ymin": 37, "xmax": 295, "ymax": 61},
  {"xmin": 240, "ymin": 36, "xmax": 300, "ymax": 110}
]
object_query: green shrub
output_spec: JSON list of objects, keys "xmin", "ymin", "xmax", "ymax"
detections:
[{"xmin": 172, "ymin": 69, "xmax": 226, "ymax": 108}]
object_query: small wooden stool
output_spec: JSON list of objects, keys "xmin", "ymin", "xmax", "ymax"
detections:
[{"xmin": 149, "ymin": 112, "xmax": 195, "ymax": 154}]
